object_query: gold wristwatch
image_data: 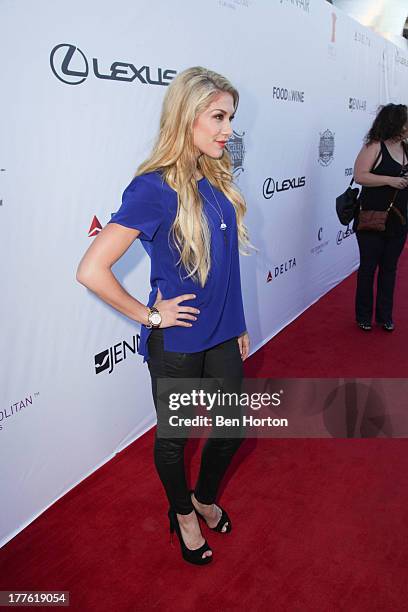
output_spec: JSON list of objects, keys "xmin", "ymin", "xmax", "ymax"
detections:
[{"xmin": 146, "ymin": 306, "xmax": 162, "ymax": 329}]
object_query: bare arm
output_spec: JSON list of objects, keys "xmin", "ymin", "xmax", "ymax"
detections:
[
  {"xmin": 76, "ymin": 223, "xmax": 200, "ymax": 328},
  {"xmin": 354, "ymin": 142, "xmax": 408, "ymax": 189},
  {"xmin": 76, "ymin": 223, "xmax": 150, "ymax": 325}
]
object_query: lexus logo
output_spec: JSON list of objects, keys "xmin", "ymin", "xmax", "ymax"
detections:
[
  {"xmin": 337, "ymin": 225, "xmax": 354, "ymax": 244},
  {"xmin": 50, "ymin": 44, "xmax": 89, "ymax": 85},
  {"xmin": 50, "ymin": 43, "xmax": 177, "ymax": 86},
  {"xmin": 263, "ymin": 178, "xmax": 275, "ymax": 199},
  {"xmin": 263, "ymin": 176, "xmax": 306, "ymax": 199}
]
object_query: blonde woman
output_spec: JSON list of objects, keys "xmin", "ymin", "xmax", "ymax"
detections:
[{"xmin": 76, "ymin": 67, "xmax": 251, "ymax": 565}]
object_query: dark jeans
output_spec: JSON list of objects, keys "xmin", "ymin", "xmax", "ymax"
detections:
[
  {"xmin": 147, "ymin": 328, "xmax": 244, "ymax": 514},
  {"xmin": 355, "ymin": 230, "xmax": 407, "ymax": 323}
]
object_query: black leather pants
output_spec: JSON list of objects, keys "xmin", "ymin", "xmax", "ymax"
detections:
[{"xmin": 147, "ymin": 328, "xmax": 244, "ymax": 514}]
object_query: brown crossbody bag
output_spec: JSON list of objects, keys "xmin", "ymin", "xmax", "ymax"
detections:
[{"xmin": 357, "ymin": 142, "xmax": 407, "ymax": 232}]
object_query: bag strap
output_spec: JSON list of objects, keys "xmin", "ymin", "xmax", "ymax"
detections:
[
  {"xmin": 390, "ymin": 207, "xmax": 406, "ymax": 224},
  {"xmin": 402, "ymin": 140, "xmax": 408, "ymax": 166},
  {"xmin": 350, "ymin": 145, "xmax": 382, "ymax": 187},
  {"xmin": 389, "ymin": 142, "xmax": 407, "ymax": 206},
  {"xmin": 401, "ymin": 140, "xmax": 407, "ymax": 176},
  {"xmin": 388, "ymin": 143, "xmax": 407, "ymax": 221}
]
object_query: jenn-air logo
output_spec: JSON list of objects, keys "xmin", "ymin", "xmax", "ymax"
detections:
[
  {"xmin": 50, "ymin": 44, "xmax": 177, "ymax": 86},
  {"xmin": 94, "ymin": 335, "xmax": 139, "ymax": 374},
  {"xmin": 349, "ymin": 97, "xmax": 366, "ymax": 111}
]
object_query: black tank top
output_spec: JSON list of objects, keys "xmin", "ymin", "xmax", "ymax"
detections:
[{"xmin": 354, "ymin": 141, "xmax": 408, "ymax": 236}]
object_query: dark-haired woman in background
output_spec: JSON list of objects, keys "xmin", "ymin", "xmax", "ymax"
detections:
[{"xmin": 353, "ymin": 103, "xmax": 408, "ymax": 331}]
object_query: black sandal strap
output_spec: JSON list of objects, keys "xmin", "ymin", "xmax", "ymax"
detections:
[{"xmin": 213, "ymin": 507, "xmax": 232, "ymax": 533}]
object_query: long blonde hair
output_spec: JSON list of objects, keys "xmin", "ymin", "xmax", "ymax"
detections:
[{"xmin": 135, "ymin": 66, "xmax": 252, "ymax": 287}]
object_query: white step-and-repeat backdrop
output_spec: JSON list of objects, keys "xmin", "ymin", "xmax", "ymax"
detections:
[{"xmin": 1, "ymin": 0, "xmax": 407, "ymax": 547}]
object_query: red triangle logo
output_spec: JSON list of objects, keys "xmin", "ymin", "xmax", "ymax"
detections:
[
  {"xmin": 267, "ymin": 270, "xmax": 273, "ymax": 283},
  {"xmin": 88, "ymin": 215, "xmax": 102, "ymax": 237}
]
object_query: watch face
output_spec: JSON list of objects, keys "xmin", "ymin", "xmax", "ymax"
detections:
[{"xmin": 150, "ymin": 312, "xmax": 161, "ymax": 325}]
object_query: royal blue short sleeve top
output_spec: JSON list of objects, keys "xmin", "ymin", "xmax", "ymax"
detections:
[{"xmin": 108, "ymin": 171, "xmax": 247, "ymax": 362}]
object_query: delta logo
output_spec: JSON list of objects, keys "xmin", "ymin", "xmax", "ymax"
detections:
[
  {"xmin": 88, "ymin": 215, "xmax": 103, "ymax": 237},
  {"xmin": 267, "ymin": 258, "xmax": 297, "ymax": 282}
]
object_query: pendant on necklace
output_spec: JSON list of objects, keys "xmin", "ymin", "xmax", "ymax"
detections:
[{"xmin": 220, "ymin": 222, "xmax": 227, "ymax": 230}]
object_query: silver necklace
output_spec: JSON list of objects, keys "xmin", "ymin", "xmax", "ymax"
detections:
[{"xmin": 199, "ymin": 181, "xmax": 227, "ymax": 230}]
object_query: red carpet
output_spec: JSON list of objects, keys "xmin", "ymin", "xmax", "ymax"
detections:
[
  {"xmin": 1, "ymin": 249, "xmax": 407, "ymax": 611},
  {"xmin": 245, "ymin": 243, "xmax": 408, "ymax": 378}
]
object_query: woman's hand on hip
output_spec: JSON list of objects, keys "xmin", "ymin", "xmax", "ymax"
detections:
[
  {"xmin": 153, "ymin": 288, "xmax": 200, "ymax": 328},
  {"xmin": 238, "ymin": 331, "xmax": 250, "ymax": 361}
]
